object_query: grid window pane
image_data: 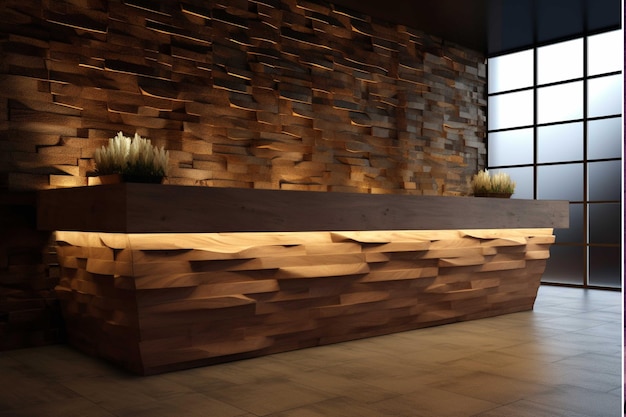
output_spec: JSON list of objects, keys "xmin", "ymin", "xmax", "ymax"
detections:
[
  {"xmin": 537, "ymin": 164, "xmax": 583, "ymax": 201},
  {"xmin": 588, "ymin": 246, "xmax": 621, "ymax": 288},
  {"xmin": 542, "ymin": 245, "xmax": 584, "ymax": 285},
  {"xmin": 554, "ymin": 203, "xmax": 584, "ymax": 243},
  {"xmin": 587, "ymin": 30, "xmax": 623, "ymax": 76},
  {"xmin": 487, "ymin": 129, "xmax": 533, "ymax": 166},
  {"xmin": 537, "ymin": 38, "xmax": 583, "ymax": 84},
  {"xmin": 487, "ymin": 50, "xmax": 534, "ymax": 93},
  {"xmin": 537, "ymin": 122, "xmax": 583, "ymax": 163},
  {"xmin": 487, "ymin": 32, "xmax": 623, "ymax": 290},
  {"xmin": 493, "ymin": 167, "xmax": 533, "ymax": 199},
  {"xmin": 588, "ymin": 117, "xmax": 622, "ymax": 160},
  {"xmin": 587, "ymin": 75, "xmax": 622, "ymax": 118},
  {"xmin": 537, "ymin": 81, "xmax": 583, "ymax": 124},
  {"xmin": 588, "ymin": 160, "xmax": 621, "ymax": 201},
  {"xmin": 588, "ymin": 203, "xmax": 621, "ymax": 244},
  {"xmin": 487, "ymin": 91, "xmax": 534, "ymax": 130}
]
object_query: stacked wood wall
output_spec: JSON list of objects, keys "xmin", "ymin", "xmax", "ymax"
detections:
[
  {"xmin": 0, "ymin": 0, "xmax": 486, "ymax": 193},
  {"xmin": 0, "ymin": 0, "xmax": 486, "ymax": 349},
  {"xmin": 0, "ymin": 193, "xmax": 62, "ymax": 350}
]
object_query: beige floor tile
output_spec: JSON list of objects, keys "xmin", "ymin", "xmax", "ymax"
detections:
[
  {"xmin": 369, "ymin": 386, "xmax": 499, "ymax": 417},
  {"xmin": 431, "ymin": 370, "xmax": 553, "ymax": 404},
  {"xmin": 0, "ymin": 285, "xmax": 620, "ymax": 417},
  {"xmin": 208, "ymin": 379, "xmax": 335, "ymax": 415},
  {"xmin": 113, "ymin": 393, "xmax": 250, "ymax": 417},
  {"xmin": 265, "ymin": 396, "xmax": 391, "ymax": 417},
  {"xmin": 0, "ymin": 398, "xmax": 116, "ymax": 417},
  {"xmin": 442, "ymin": 349, "xmax": 531, "ymax": 371},
  {"xmin": 559, "ymin": 366, "xmax": 621, "ymax": 393},
  {"xmin": 522, "ymin": 384, "xmax": 622, "ymax": 417},
  {"xmin": 0, "ymin": 374, "xmax": 80, "ymax": 410},
  {"xmin": 285, "ymin": 369, "xmax": 399, "ymax": 402},
  {"xmin": 471, "ymin": 399, "xmax": 591, "ymax": 417}
]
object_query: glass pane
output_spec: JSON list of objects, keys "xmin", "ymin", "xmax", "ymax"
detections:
[
  {"xmin": 542, "ymin": 245, "xmax": 584, "ymax": 285},
  {"xmin": 537, "ymin": 81, "xmax": 583, "ymax": 124},
  {"xmin": 588, "ymin": 246, "xmax": 621, "ymax": 288},
  {"xmin": 490, "ymin": 167, "xmax": 533, "ymax": 199},
  {"xmin": 554, "ymin": 203, "xmax": 583, "ymax": 243},
  {"xmin": 488, "ymin": 49, "xmax": 534, "ymax": 93},
  {"xmin": 588, "ymin": 160, "xmax": 621, "ymax": 201},
  {"xmin": 537, "ymin": 38, "xmax": 583, "ymax": 84},
  {"xmin": 588, "ymin": 117, "xmax": 622, "ymax": 160},
  {"xmin": 487, "ymin": 129, "xmax": 533, "ymax": 166},
  {"xmin": 537, "ymin": 163, "xmax": 583, "ymax": 201},
  {"xmin": 537, "ymin": 122, "xmax": 583, "ymax": 163},
  {"xmin": 588, "ymin": 203, "xmax": 621, "ymax": 244},
  {"xmin": 488, "ymin": 91, "xmax": 534, "ymax": 130},
  {"xmin": 587, "ymin": 30, "xmax": 623, "ymax": 76},
  {"xmin": 587, "ymin": 75, "xmax": 622, "ymax": 118}
]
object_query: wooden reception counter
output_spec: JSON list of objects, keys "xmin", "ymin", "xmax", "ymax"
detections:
[{"xmin": 38, "ymin": 184, "xmax": 568, "ymax": 374}]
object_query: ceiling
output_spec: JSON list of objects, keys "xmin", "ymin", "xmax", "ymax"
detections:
[{"xmin": 329, "ymin": 0, "xmax": 622, "ymax": 55}]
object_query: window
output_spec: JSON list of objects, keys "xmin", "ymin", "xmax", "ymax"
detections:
[{"xmin": 487, "ymin": 29, "xmax": 623, "ymax": 289}]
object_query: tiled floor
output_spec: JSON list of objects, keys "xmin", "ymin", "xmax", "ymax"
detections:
[{"xmin": 0, "ymin": 285, "xmax": 621, "ymax": 417}]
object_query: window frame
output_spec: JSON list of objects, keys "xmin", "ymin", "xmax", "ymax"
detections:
[{"xmin": 485, "ymin": 29, "xmax": 623, "ymax": 289}]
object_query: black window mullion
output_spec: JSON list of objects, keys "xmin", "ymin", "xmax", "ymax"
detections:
[
  {"xmin": 582, "ymin": 34, "xmax": 589, "ymax": 287},
  {"xmin": 532, "ymin": 47, "xmax": 538, "ymax": 200}
]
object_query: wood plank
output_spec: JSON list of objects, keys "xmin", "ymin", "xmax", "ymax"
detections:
[{"xmin": 37, "ymin": 184, "xmax": 570, "ymax": 233}]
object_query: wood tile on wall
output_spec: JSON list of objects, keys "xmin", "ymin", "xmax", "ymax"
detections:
[{"xmin": 0, "ymin": 0, "xmax": 486, "ymax": 194}]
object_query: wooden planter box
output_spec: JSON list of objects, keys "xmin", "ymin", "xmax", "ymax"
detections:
[{"xmin": 38, "ymin": 185, "xmax": 569, "ymax": 374}]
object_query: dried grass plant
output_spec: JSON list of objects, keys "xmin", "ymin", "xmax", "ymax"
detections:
[
  {"xmin": 94, "ymin": 132, "xmax": 169, "ymax": 178},
  {"xmin": 471, "ymin": 169, "xmax": 515, "ymax": 194}
]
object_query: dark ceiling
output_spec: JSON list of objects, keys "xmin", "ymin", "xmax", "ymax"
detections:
[{"xmin": 329, "ymin": 0, "xmax": 622, "ymax": 55}]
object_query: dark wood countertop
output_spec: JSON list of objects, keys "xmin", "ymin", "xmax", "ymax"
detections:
[{"xmin": 37, "ymin": 184, "xmax": 569, "ymax": 233}]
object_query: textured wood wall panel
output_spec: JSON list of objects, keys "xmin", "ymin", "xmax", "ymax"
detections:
[
  {"xmin": 55, "ymin": 228, "xmax": 552, "ymax": 374},
  {"xmin": 0, "ymin": 0, "xmax": 486, "ymax": 194},
  {"xmin": 0, "ymin": 193, "xmax": 61, "ymax": 350}
]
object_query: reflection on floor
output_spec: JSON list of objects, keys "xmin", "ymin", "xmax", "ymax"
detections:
[{"xmin": 0, "ymin": 285, "xmax": 621, "ymax": 417}]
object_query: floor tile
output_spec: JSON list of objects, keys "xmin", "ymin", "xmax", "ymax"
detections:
[
  {"xmin": 470, "ymin": 399, "xmax": 591, "ymax": 417},
  {"xmin": 112, "ymin": 393, "xmax": 249, "ymax": 417},
  {"xmin": 522, "ymin": 384, "xmax": 622, "ymax": 417},
  {"xmin": 265, "ymin": 396, "xmax": 389, "ymax": 417},
  {"xmin": 208, "ymin": 378, "xmax": 334, "ymax": 415},
  {"xmin": 432, "ymin": 370, "xmax": 554, "ymax": 404},
  {"xmin": 368, "ymin": 386, "xmax": 499, "ymax": 417},
  {"xmin": 0, "ymin": 398, "xmax": 116, "ymax": 417},
  {"xmin": 0, "ymin": 285, "xmax": 620, "ymax": 417}
]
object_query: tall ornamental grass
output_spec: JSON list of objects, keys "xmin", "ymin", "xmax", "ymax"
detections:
[{"xmin": 94, "ymin": 132, "xmax": 169, "ymax": 177}]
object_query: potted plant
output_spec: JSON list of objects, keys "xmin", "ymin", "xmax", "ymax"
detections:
[
  {"xmin": 471, "ymin": 169, "xmax": 515, "ymax": 198},
  {"xmin": 92, "ymin": 132, "xmax": 169, "ymax": 184}
]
